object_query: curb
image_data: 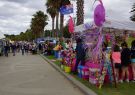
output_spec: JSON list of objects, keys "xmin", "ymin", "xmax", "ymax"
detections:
[{"xmin": 40, "ymin": 54, "xmax": 97, "ymax": 95}]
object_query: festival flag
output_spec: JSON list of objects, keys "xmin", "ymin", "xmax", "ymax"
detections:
[{"xmin": 60, "ymin": 4, "xmax": 73, "ymax": 15}]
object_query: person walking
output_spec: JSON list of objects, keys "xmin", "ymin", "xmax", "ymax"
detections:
[
  {"xmin": 21, "ymin": 43, "xmax": 25, "ymax": 55},
  {"xmin": 25, "ymin": 43, "xmax": 29, "ymax": 55},
  {"xmin": 16, "ymin": 43, "xmax": 20, "ymax": 52},
  {"xmin": 11, "ymin": 43, "xmax": 16, "ymax": 56},
  {"xmin": 38, "ymin": 43, "xmax": 42, "ymax": 53},
  {"xmin": 4, "ymin": 42, "xmax": 9, "ymax": 57}
]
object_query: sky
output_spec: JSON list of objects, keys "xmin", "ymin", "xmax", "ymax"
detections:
[{"xmin": 0, "ymin": 0, "xmax": 134, "ymax": 38}]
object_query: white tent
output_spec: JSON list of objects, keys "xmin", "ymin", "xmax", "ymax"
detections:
[
  {"xmin": 104, "ymin": 20, "xmax": 135, "ymax": 31},
  {"xmin": 74, "ymin": 19, "xmax": 135, "ymax": 32},
  {"xmin": 74, "ymin": 22, "xmax": 95, "ymax": 32},
  {"xmin": 0, "ymin": 33, "xmax": 4, "ymax": 39}
]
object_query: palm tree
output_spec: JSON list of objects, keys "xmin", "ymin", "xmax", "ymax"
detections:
[
  {"xmin": 46, "ymin": 0, "xmax": 71, "ymax": 37},
  {"xmin": 60, "ymin": 0, "xmax": 71, "ymax": 37},
  {"xmin": 30, "ymin": 11, "xmax": 48, "ymax": 38},
  {"xmin": 46, "ymin": 0, "xmax": 61, "ymax": 37},
  {"xmin": 76, "ymin": 0, "xmax": 84, "ymax": 25},
  {"xmin": 130, "ymin": 3, "xmax": 135, "ymax": 21},
  {"xmin": 46, "ymin": 7, "xmax": 57, "ymax": 37}
]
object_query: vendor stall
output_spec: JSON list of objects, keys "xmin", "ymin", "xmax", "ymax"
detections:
[{"xmin": 73, "ymin": 0, "xmax": 135, "ymax": 89}]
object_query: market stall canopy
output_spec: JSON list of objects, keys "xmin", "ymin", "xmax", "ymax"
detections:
[
  {"xmin": 74, "ymin": 22, "xmax": 95, "ymax": 32},
  {"xmin": 104, "ymin": 20, "xmax": 135, "ymax": 31},
  {"xmin": 74, "ymin": 19, "xmax": 135, "ymax": 32}
]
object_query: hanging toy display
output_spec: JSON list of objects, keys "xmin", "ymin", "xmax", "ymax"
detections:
[
  {"xmin": 93, "ymin": 0, "xmax": 116, "ymax": 89},
  {"xmin": 88, "ymin": 0, "xmax": 109, "ymax": 87},
  {"xmin": 94, "ymin": 0, "xmax": 105, "ymax": 27},
  {"xmin": 92, "ymin": 0, "xmax": 105, "ymax": 62}
]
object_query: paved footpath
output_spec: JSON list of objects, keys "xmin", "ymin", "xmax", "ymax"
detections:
[{"xmin": 0, "ymin": 53, "xmax": 84, "ymax": 95}]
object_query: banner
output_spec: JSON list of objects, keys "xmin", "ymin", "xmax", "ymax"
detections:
[{"xmin": 60, "ymin": 4, "xmax": 73, "ymax": 15}]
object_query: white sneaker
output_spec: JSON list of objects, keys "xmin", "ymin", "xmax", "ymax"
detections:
[
  {"xmin": 126, "ymin": 79, "xmax": 129, "ymax": 83},
  {"xmin": 119, "ymin": 80, "xmax": 123, "ymax": 83},
  {"xmin": 132, "ymin": 80, "xmax": 135, "ymax": 82}
]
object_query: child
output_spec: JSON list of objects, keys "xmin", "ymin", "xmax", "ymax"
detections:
[
  {"xmin": 121, "ymin": 42, "xmax": 131, "ymax": 83},
  {"xmin": 102, "ymin": 42, "xmax": 109, "ymax": 62},
  {"xmin": 66, "ymin": 40, "xmax": 73, "ymax": 50},
  {"xmin": 131, "ymin": 40, "xmax": 135, "ymax": 81},
  {"xmin": 102, "ymin": 42, "xmax": 113, "ymax": 82},
  {"xmin": 111, "ymin": 44, "xmax": 121, "ymax": 82}
]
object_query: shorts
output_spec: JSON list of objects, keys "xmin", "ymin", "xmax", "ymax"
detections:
[
  {"xmin": 121, "ymin": 63, "xmax": 130, "ymax": 67},
  {"xmin": 131, "ymin": 59, "xmax": 135, "ymax": 63},
  {"xmin": 115, "ymin": 63, "xmax": 121, "ymax": 69}
]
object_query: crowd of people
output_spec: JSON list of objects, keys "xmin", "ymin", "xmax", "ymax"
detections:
[
  {"xmin": 1, "ymin": 42, "xmax": 38, "ymax": 56},
  {"xmin": 103, "ymin": 40, "xmax": 135, "ymax": 83}
]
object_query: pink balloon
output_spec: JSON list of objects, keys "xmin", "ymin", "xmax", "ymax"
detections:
[
  {"xmin": 68, "ymin": 16, "xmax": 74, "ymax": 33},
  {"xmin": 94, "ymin": 4, "xmax": 105, "ymax": 27}
]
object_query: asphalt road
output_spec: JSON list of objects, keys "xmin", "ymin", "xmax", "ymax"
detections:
[{"xmin": 0, "ymin": 53, "xmax": 84, "ymax": 95}]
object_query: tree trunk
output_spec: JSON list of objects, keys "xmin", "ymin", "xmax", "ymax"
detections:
[
  {"xmin": 40, "ymin": 29, "xmax": 44, "ymax": 38},
  {"xmin": 52, "ymin": 17, "xmax": 55, "ymax": 37},
  {"xmin": 43, "ymin": 30, "xmax": 44, "ymax": 38},
  {"xmin": 60, "ymin": 14, "xmax": 64, "ymax": 37},
  {"xmin": 56, "ymin": 12, "xmax": 59, "ymax": 38},
  {"xmin": 76, "ymin": 0, "xmax": 84, "ymax": 25}
]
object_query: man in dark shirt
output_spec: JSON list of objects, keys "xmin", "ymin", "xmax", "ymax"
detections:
[
  {"xmin": 74, "ymin": 38, "xmax": 86, "ymax": 72},
  {"xmin": 11, "ymin": 43, "xmax": 16, "ymax": 56},
  {"xmin": 4, "ymin": 44, "xmax": 9, "ymax": 57}
]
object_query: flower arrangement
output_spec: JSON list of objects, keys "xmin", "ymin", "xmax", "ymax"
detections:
[{"xmin": 53, "ymin": 45, "xmax": 62, "ymax": 51}]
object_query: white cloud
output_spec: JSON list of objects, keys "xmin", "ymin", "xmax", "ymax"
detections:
[
  {"xmin": 0, "ymin": 0, "xmax": 47, "ymax": 36},
  {"xmin": 0, "ymin": 0, "xmax": 134, "ymax": 38},
  {"xmin": 103, "ymin": 0, "xmax": 133, "ymax": 21},
  {"xmin": 83, "ymin": 0, "xmax": 134, "ymax": 22}
]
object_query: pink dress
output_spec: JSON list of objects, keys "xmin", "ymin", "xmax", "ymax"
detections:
[{"xmin": 112, "ymin": 52, "xmax": 121, "ymax": 64}]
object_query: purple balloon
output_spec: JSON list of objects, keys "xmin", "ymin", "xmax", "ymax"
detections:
[{"xmin": 94, "ymin": 4, "xmax": 105, "ymax": 27}]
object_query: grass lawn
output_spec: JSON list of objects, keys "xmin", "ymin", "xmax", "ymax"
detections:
[
  {"xmin": 46, "ymin": 55, "xmax": 55, "ymax": 59},
  {"xmin": 45, "ymin": 55, "xmax": 135, "ymax": 95},
  {"xmin": 43, "ymin": 37, "xmax": 135, "ymax": 95},
  {"xmin": 72, "ymin": 74, "xmax": 135, "ymax": 95},
  {"xmin": 127, "ymin": 37, "xmax": 135, "ymax": 47},
  {"xmin": 46, "ymin": 55, "xmax": 61, "ymax": 66}
]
